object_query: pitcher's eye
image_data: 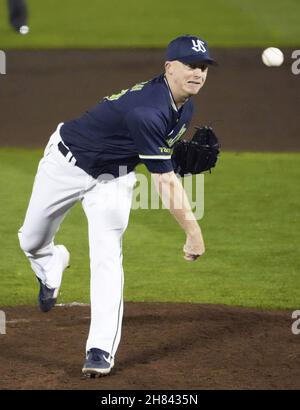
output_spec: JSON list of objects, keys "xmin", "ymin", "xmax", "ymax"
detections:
[{"xmin": 186, "ymin": 63, "xmax": 208, "ymax": 71}]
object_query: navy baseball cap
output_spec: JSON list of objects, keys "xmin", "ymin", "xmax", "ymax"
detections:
[{"xmin": 166, "ymin": 35, "xmax": 217, "ymax": 65}]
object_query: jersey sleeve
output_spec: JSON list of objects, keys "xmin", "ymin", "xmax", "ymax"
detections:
[{"xmin": 125, "ymin": 106, "xmax": 174, "ymax": 173}]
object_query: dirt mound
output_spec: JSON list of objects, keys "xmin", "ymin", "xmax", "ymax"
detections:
[{"xmin": 0, "ymin": 302, "xmax": 298, "ymax": 389}]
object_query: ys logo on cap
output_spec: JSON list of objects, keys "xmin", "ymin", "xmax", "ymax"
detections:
[{"xmin": 191, "ymin": 39, "xmax": 206, "ymax": 53}]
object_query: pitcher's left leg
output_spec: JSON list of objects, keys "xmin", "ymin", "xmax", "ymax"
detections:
[{"xmin": 81, "ymin": 172, "xmax": 136, "ymax": 376}]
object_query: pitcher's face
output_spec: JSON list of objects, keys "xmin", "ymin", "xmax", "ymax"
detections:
[{"xmin": 165, "ymin": 61, "xmax": 208, "ymax": 99}]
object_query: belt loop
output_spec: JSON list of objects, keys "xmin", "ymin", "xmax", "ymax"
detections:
[
  {"xmin": 57, "ymin": 141, "xmax": 77, "ymax": 166},
  {"xmin": 65, "ymin": 151, "xmax": 73, "ymax": 162},
  {"xmin": 70, "ymin": 156, "xmax": 77, "ymax": 166}
]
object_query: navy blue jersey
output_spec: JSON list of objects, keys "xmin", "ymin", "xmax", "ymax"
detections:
[{"xmin": 60, "ymin": 74, "xmax": 194, "ymax": 178}]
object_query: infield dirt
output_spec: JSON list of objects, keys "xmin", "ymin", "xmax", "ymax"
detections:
[{"xmin": 1, "ymin": 303, "xmax": 299, "ymax": 390}]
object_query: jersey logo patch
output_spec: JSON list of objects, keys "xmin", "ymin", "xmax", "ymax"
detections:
[
  {"xmin": 191, "ymin": 39, "xmax": 206, "ymax": 53},
  {"xmin": 166, "ymin": 124, "xmax": 187, "ymax": 147}
]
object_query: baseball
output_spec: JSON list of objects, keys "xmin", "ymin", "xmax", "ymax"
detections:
[
  {"xmin": 261, "ymin": 47, "xmax": 284, "ymax": 67},
  {"xmin": 19, "ymin": 25, "xmax": 29, "ymax": 35}
]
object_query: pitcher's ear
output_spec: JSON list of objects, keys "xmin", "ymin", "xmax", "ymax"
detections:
[{"xmin": 165, "ymin": 61, "xmax": 174, "ymax": 75}]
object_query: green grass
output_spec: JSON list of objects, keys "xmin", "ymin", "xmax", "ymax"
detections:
[
  {"xmin": 0, "ymin": 149, "xmax": 299, "ymax": 309},
  {"xmin": 0, "ymin": 0, "xmax": 300, "ymax": 48}
]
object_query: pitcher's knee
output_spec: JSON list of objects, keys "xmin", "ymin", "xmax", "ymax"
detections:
[
  {"xmin": 18, "ymin": 230, "xmax": 32, "ymax": 253},
  {"xmin": 18, "ymin": 229, "xmax": 44, "ymax": 254}
]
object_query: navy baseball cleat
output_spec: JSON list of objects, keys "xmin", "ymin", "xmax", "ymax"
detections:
[
  {"xmin": 36, "ymin": 245, "xmax": 70, "ymax": 312},
  {"xmin": 37, "ymin": 277, "xmax": 59, "ymax": 312},
  {"xmin": 82, "ymin": 348, "xmax": 114, "ymax": 377}
]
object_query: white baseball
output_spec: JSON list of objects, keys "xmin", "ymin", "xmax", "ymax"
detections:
[
  {"xmin": 262, "ymin": 47, "xmax": 284, "ymax": 67},
  {"xmin": 19, "ymin": 25, "xmax": 29, "ymax": 35}
]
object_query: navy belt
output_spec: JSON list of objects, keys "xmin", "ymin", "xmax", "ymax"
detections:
[{"xmin": 58, "ymin": 141, "xmax": 77, "ymax": 165}]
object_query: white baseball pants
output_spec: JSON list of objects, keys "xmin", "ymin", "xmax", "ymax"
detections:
[{"xmin": 18, "ymin": 124, "xmax": 136, "ymax": 357}]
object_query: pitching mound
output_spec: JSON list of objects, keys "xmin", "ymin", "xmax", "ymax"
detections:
[{"xmin": 0, "ymin": 302, "xmax": 299, "ymax": 390}]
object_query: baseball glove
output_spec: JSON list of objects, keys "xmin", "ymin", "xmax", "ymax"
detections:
[{"xmin": 172, "ymin": 126, "xmax": 220, "ymax": 177}]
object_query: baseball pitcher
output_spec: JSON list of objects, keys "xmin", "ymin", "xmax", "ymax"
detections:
[{"xmin": 18, "ymin": 35, "xmax": 219, "ymax": 377}]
